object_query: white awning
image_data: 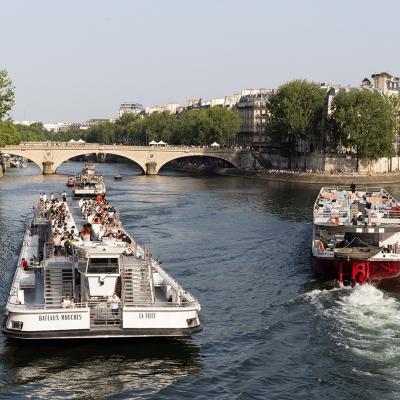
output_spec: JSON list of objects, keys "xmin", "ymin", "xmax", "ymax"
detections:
[
  {"xmin": 157, "ymin": 140, "xmax": 167, "ymax": 145},
  {"xmin": 210, "ymin": 142, "xmax": 220, "ymax": 147},
  {"xmin": 149, "ymin": 140, "xmax": 158, "ymax": 145},
  {"xmin": 77, "ymin": 139, "xmax": 86, "ymax": 143},
  {"xmin": 68, "ymin": 139, "xmax": 76, "ymax": 143}
]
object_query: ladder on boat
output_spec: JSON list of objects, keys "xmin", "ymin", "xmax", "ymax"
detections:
[
  {"xmin": 120, "ymin": 258, "xmax": 154, "ymax": 305},
  {"xmin": 44, "ymin": 260, "xmax": 74, "ymax": 306}
]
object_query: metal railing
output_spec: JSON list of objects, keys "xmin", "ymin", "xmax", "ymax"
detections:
[{"xmin": 7, "ymin": 298, "xmax": 198, "ymax": 310}]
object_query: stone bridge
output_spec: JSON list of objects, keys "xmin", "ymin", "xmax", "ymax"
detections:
[{"xmin": 2, "ymin": 142, "xmax": 247, "ymax": 175}]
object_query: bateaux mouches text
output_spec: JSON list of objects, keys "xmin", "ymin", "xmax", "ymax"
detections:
[{"xmin": 38, "ymin": 314, "xmax": 83, "ymax": 322}]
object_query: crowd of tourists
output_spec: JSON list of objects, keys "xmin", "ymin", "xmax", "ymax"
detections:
[
  {"xmin": 80, "ymin": 194, "xmax": 132, "ymax": 244},
  {"xmin": 38, "ymin": 191, "xmax": 80, "ymax": 256},
  {"xmin": 262, "ymin": 168, "xmax": 363, "ymax": 175}
]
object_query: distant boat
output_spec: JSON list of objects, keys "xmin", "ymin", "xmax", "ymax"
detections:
[
  {"xmin": 66, "ymin": 176, "xmax": 76, "ymax": 187},
  {"xmin": 114, "ymin": 174, "xmax": 123, "ymax": 181}
]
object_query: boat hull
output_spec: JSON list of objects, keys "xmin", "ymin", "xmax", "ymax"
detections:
[
  {"xmin": 72, "ymin": 191, "xmax": 106, "ymax": 197},
  {"xmin": 313, "ymin": 256, "xmax": 400, "ymax": 283},
  {"xmin": 2, "ymin": 325, "xmax": 202, "ymax": 340}
]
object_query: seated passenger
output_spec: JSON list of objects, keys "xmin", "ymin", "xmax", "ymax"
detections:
[
  {"xmin": 62, "ymin": 295, "xmax": 72, "ymax": 308},
  {"xmin": 20, "ymin": 258, "xmax": 29, "ymax": 271}
]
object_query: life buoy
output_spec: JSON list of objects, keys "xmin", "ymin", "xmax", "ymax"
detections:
[
  {"xmin": 315, "ymin": 240, "xmax": 325, "ymax": 253},
  {"xmin": 126, "ymin": 245, "xmax": 134, "ymax": 255}
]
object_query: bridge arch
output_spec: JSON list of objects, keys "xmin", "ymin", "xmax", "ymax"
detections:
[
  {"xmin": 156, "ymin": 153, "xmax": 240, "ymax": 173},
  {"xmin": 1, "ymin": 150, "xmax": 43, "ymax": 172},
  {"xmin": 53, "ymin": 149, "xmax": 147, "ymax": 174}
]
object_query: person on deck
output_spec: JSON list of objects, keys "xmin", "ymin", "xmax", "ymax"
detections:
[
  {"xmin": 350, "ymin": 182, "xmax": 356, "ymax": 194},
  {"xmin": 62, "ymin": 295, "xmax": 72, "ymax": 308},
  {"xmin": 108, "ymin": 293, "xmax": 121, "ymax": 321},
  {"xmin": 20, "ymin": 258, "xmax": 29, "ymax": 271},
  {"xmin": 53, "ymin": 233, "xmax": 62, "ymax": 254}
]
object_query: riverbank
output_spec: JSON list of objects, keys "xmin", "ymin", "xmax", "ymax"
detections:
[{"xmin": 213, "ymin": 168, "xmax": 400, "ymax": 184}]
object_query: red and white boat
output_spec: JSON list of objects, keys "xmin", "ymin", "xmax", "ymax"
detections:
[
  {"xmin": 312, "ymin": 186, "xmax": 400, "ymax": 285},
  {"xmin": 66, "ymin": 175, "xmax": 76, "ymax": 187}
]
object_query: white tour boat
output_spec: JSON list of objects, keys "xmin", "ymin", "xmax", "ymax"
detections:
[
  {"xmin": 2, "ymin": 192, "xmax": 201, "ymax": 339},
  {"xmin": 72, "ymin": 174, "xmax": 106, "ymax": 197}
]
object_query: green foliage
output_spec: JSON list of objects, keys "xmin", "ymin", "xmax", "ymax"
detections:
[
  {"xmin": 47, "ymin": 130, "xmax": 85, "ymax": 142},
  {"xmin": 176, "ymin": 107, "xmax": 240, "ymax": 145},
  {"xmin": 140, "ymin": 111, "xmax": 177, "ymax": 143},
  {"xmin": 47, "ymin": 107, "xmax": 240, "ymax": 146},
  {"xmin": 331, "ymin": 90, "xmax": 395, "ymax": 166},
  {"xmin": 0, "ymin": 120, "xmax": 20, "ymax": 147},
  {"xmin": 386, "ymin": 94, "xmax": 400, "ymax": 152},
  {"xmin": 15, "ymin": 122, "xmax": 47, "ymax": 142},
  {"xmin": 0, "ymin": 69, "xmax": 15, "ymax": 120},
  {"xmin": 86, "ymin": 121, "xmax": 115, "ymax": 144},
  {"xmin": 266, "ymin": 80, "xmax": 325, "ymax": 146}
]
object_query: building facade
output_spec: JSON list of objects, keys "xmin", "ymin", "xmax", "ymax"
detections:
[
  {"xmin": 371, "ymin": 72, "xmax": 400, "ymax": 96},
  {"xmin": 235, "ymin": 90, "xmax": 274, "ymax": 149},
  {"xmin": 118, "ymin": 102, "xmax": 144, "ymax": 117}
]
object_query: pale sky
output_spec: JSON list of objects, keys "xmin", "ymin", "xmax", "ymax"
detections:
[{"xmin": 2, "ymin": 0, "xmax": 400, "ymax": 122}]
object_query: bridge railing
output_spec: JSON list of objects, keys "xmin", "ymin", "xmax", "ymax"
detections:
[{"xmin": 8, "ymin": 142, "xmax": 245, "ymax": 152}]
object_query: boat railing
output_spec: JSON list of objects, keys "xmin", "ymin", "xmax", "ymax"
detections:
[
  {"xmin": 151, "ymin": 261, "xmax": 198, "ymax": 303},
  {"xmin": 314, "ymin": 209, "xmax": 349, "ymax": 224},
  {"xmin": 7, "ymin": 299, "xmax": 198, "ymax": 310},
  {"xmin": 122, "ymin": 300, "xmax": 199, "ymax": 308},
  {"xmin": 7, "ymin": 301, "xmax": 89, "ymax": 310},
  {"xmin": 370, "ymin": 209, "xmax": 400, "ymax": 223}
]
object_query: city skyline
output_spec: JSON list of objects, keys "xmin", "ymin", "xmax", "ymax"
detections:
[{"xmin": 2, "ymin": 0, "xmax": 400, "ymax": 122}]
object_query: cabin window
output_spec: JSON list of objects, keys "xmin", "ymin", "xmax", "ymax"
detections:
[{"xmin": 87, "ymin": 258, "xmax": 119, "ymax": 274}]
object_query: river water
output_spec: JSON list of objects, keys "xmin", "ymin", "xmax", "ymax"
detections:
[{"xmin": 1, "ymin": 162, "xmax": 400, "ymax": 399}]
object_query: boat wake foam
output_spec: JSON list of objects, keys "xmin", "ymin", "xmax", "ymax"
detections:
[{"xmin": 306, "ymin": 284, "xmax": 400, "ymax": 364}]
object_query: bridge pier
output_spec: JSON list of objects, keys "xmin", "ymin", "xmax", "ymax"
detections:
[
  {"xmin": 145, "ymin": 162, "xmax": 158, "ymax": 175},
  {"xmin": 42, "ymin": 161, "xmax": 56, "ymax": 174},
  {"xmin": 96, "ymin": 152, "xmax": 106, "ymax": 163}
]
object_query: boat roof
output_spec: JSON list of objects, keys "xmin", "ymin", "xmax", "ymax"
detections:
[{"xmin": 314, "ymin": 186, "xmax": 400, "ymax": 228}]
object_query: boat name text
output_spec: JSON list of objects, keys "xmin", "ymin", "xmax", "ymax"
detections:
[
  {"xmin": 139, "ymin": 312, "xmax": 156, "ymax": 319},
  {"xmin": 38, "ymin": 314, "xmax": 83, "ymax": 322}
]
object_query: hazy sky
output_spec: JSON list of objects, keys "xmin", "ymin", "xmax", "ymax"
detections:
[{"xmin": 2, "ymin": 0, "xmax": 400, "ymax": 122}]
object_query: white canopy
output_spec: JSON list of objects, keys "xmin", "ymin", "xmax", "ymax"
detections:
[
  {"xmin": 77, "ymin": 139, "xmax": 86, "ymax": 143},
  {"xmin": 157, "ymin": 140, "xmax": 167, "ymax": 145},
  {"xmin": 149, "ymin": 140, "xmax": 158, "ymax": 145},
  {"xmin": 68, "ymin": 139, "xmax": 76, "ymax": 143},
  {"xmin": 210, "ymin": 142, "xmax": 220, "ymax": 148}
]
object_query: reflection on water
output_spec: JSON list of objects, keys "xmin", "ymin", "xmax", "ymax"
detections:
[{"xmin": 0, "ymin": 339, "xmax": 201, "ymax": 399}]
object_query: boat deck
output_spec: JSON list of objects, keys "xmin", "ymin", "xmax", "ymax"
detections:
[{"xmin": 314, "ymin": 186, "xmax": 400, "ymax": 226}]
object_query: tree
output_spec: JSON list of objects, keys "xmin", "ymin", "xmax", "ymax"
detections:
[
  {"xmin": 114, "ymin": 113, "xmax": 141, "ymax": 144},
  {"xmin": 15, "ymin": 122, "xmax": 47, "ymax": 142},
  {"xmin": 140, "ymin": 111, "xmax": 177, "ymax": 143},
  {"xmin": 386, "ymin": 94, "xmax": 400, "ymax": 154},
  {"xmin": 0, "ymin": 69, "xmax": 15, "ymax": 120},
  {"xmin": 266, "ymin": 80, "xmax": 325, "ymax": 167},
  {"xmin": 176, "ymin": 107, "xmax": 240, "ymax": 145},
  {"xmin": 86, "ymin": 121, "xmax": 115, "ymax": 144},
  {"xmin": 331, "ymin": 90, "xmax": 395, "ymax": 171},
  {"xmin": 0, "ymin": 120, "xmax": 20, "ymax": 147},
  {"xmin": 203, "ymin": 107, "xmax": 240, "ymax": 144}
]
